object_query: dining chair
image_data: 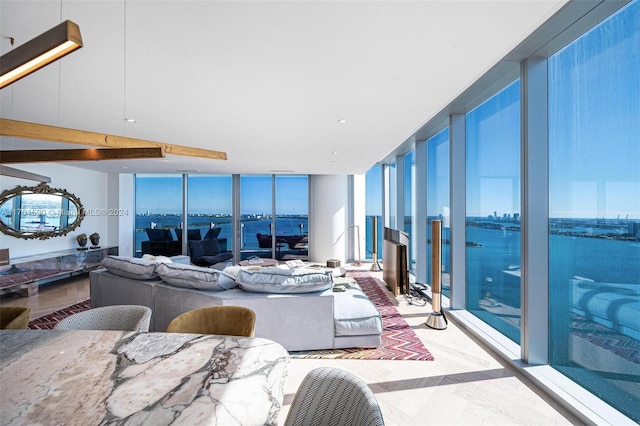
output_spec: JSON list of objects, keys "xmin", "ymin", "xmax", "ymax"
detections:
[
  {"xmin": 0, "ymin": 306, "xmax": 31, "ymax": 330},
  {"xmin": 284, "ymin": 367, "xmax": 385, "ymax": 426},
  {"xmin": 53, "ymin": 305, "xmax": 152, "ymax": 332},
  {"xmin": 165, "ymin": 306, "xmax": 256, "ymax": 337}
]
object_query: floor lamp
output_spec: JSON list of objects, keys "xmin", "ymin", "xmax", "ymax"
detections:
[
  {"xmin": 426, "ymin": 220, "xmax": 447, "ymax": 329},
  {"xmin": 347, "ymin": 225, "xmax": 362, "ymax": 266},
  {"xmin": 370, "ymin": 216, "xmax": 382, "ymax": 271}
]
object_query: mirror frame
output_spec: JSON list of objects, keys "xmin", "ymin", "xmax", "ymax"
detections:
[{"xmin": 0, "ymin": 182, "xmax": 85, "ymax": 240}]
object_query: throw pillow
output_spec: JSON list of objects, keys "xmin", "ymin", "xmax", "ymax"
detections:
[
  {"xmin": 236, "ymin": 268, "xmax": 333, "ymax": 293},
  {"xmin": 141, "ymin": 254, "xmax": 173, "ymax": 263},
  {"xmin": 156, "ymin": 262, "xmax": 237, "ymax": 291},
  {"xmin": 101, "ymin": 256, "xmax": 159, "ymax": 280}
]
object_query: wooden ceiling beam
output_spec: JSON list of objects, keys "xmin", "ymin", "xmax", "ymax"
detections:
[
  {"xmin": 0, "ymin": 147, "xmax": 164, "ymax": 163},
  {"xmin": 0, "ymin": 119, "xmax": 227, "ymax": 161}
]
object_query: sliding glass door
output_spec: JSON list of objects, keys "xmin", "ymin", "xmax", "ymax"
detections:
[
  {"xmin": 187, "ymin": 175, "xmax": 233, "ymax": 252},
  {"xmin": 275, "ymin": 175, "xmax": 308, "ymax": 261},
  {"xmin": 240, "ymin": 175, "xmax": 273, "ymax": 260},
  {"xmin": 135, "ymin": 174, "xmax": 183, "ymax": 257}
]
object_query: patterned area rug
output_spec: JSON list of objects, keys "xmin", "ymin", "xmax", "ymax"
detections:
[
  {"xmin": 290, "ymin": 271, "xmax": 434, "ymax": 360},
  {"xmin": 28, "ymin": 300, "xmax": 91, "ymax": 329}
]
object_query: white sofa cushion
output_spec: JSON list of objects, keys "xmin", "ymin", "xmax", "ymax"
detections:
[
  {"xmin": 101, "ymin": 256, "xmax": 159, "ymax": 280},
  {"xmin": 333, "ymin": 287, "xmax": 383, "ymax": 336},
  {"xmin": 236, "ymin": 268, "xmax": 333, "ymax": 293},
  {"xmin": 156, "ymin": 262, "xmax": 237, "ymax": 291}
]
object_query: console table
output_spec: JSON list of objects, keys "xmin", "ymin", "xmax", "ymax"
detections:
[
  {"xmin": 0, "ymin": 246, "xmax": 118, "ymax": 297},
  {"xmin": 0, "ymin": 330, "xmax": 289, "ymax": 425}
]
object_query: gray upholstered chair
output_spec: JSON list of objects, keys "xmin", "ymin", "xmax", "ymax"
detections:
[
  {"xmin": 53, "ymin": 305, "xmax": 152, "ymax": 332},
  {"xmin": 284, "ymin": 367, "xmax": 385, "ymax": 426},
  {"xmin": 166, "ymin": 306, "xmax": 256, "ymax": 337},
  {"xmin": 0, "ymin": 306, "xmax": 31, "ymax": 329}
]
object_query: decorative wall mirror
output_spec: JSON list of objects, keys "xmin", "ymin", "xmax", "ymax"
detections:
[{"xmin": 0, "ymin": 182, "xmax": 85, "ymax": 240}]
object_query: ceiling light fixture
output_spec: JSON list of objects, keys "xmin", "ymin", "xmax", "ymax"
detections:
[
  {"xmin": 0, "ymin": 20, "xmax": 83, "ymax": 89},
  {"xmin": 337, "ymin": 119, "xmax": 347, "ymax": 124},
  {"xmin": 124, "ymin": 118, "xmax": 137, "ymax": 123}
]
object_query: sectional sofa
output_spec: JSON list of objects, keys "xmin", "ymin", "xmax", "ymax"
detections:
[{"xmin": 89, "ymin": 256, "xmax": 383, "ymax": 351}]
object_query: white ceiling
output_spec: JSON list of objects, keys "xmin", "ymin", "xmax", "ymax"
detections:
[{"xmin": 1, "ymin": 0, "xmax": 567, "ymax": 176}]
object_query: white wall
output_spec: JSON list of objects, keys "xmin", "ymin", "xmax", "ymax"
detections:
[
  {"xmin": 352, "ymin": 173, "xmax": 366, "ymax": 263},
  {"xmin": 309, "ymin": 175, "xmax": 349, "ymax": 264},
  {"xmin": 0, "ymin": 164, "xmax": 111, "ymax": 259}
]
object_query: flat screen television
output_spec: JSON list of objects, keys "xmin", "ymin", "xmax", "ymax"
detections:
[{"xmin": 382, "ymin": 227, "xmax": 409, "ymax": 296}]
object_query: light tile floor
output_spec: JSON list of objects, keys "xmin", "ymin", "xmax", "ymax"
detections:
[{"xmin": 1, "ymin": 269, "xmax": 581, "ymax": 425}]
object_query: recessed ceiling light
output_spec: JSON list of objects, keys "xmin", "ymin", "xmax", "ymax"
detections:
[
  {"xmin": 121, "ymin": 166, "xmax": 128, "ymax": 169},
  {"xmin": 332, "ymin": 151, "xmax": 338, "ymax": 155},
  {"xmin": 124, "ymin": 118, "xmax": 137, "ymax": 123},
  {"xmin": 337, "ymin": 119, "xmax": 346, "ymax": 124}
]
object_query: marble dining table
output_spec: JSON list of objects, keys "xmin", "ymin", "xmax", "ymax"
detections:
[{"xmin": 0, "ymin": 329, "xmax": 290, "ymax": 425}]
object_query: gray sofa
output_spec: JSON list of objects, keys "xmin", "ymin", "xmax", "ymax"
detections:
[{"xmin": 89, "ymin": 266, "xmax": 382, "ymax": 351}]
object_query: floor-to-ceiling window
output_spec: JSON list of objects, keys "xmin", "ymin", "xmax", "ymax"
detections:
[
  {"xmin": 466, "ymin": 80, "xmax": 521, "ymax": 343},
  {"xmin": 240, "ymin": 175, "xmax": 273, "ymax": 260},
  {"xmin": 135, "ymin": 173, "xmax": 309, "ymax": 262},
  {"xmin": 134, "ymin": 174, "xmax": 183, "ymax": 257},
  {"xmin": 275, "ymin": 175, "xmax": 309, "ymax": 261},
  {"xmin": 372, "ymin": 2, "xmax": 637, "ymax": 420},
  {"xmin": 365, "ymin": 165, "xmax": 383, "ymax": 262},
  {"xmin": 404, "ymin": 150, "xmax": 416, "ymax": 273},
  {"xmin": 427, "ymin": 128, "xmax": 451, "ymax": 298},
  {"xmin": 548, "ymin": 2, "xmax": 640, "ymax": 420},
  {"xmin": 388, "ymin": 162, "xmax": 397, "ymax": 230},
  {"xmin": 187, "ymin": 175, "xmax": 233, "ymax": 252}
]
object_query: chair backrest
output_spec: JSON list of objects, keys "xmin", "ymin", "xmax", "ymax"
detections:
[
  {"xmin": 166, "ymin": 306, "xmax": 256, "ymax": 337},
  {"xmin": 203, "ymin": 227, "xmax": 222, "ymax": 240},
  {"xmin": 256, "ymin": 233, "xmax": 272, "ymax": 249},
  {"xmin": 284, "ymin": 367, "xmax": 385, "ymax": 426},
  {"xmin": 0, "ymin": 306, "xmax": 31, "ymax": 330},
  {"xmin": 146, "ymin": 228, "xmax": 173, "ymax": 241},
  {"xmin": 175, "ymin": 228, "xmax": 202, "ymax": 242},
  {"xmin": 53, "ymin": 305, "xmax": 152, "ymax": 332}
]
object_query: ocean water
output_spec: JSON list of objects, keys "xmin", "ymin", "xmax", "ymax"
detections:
[{"xmin": 135, "ymin": 215, "xmax": 307, "ymax": 253}]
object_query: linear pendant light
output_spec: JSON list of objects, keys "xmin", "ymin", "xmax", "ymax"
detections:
[{"xmin": 0, "ymin": 20, "xmax": 83, "ymax": 89}]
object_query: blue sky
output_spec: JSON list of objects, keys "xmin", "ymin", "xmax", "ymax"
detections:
[
  {"xmin": 136, "ymin": 175, "xmax": 308, "ymax": 215},
  {"xmin": 367, "ymin": 3, "xmax": 639, "ymax": 222}
]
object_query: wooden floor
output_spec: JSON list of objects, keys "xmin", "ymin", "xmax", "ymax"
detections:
[{"xmin": 1, "ymin": 271, "xmax": 582, "ymax": 425}]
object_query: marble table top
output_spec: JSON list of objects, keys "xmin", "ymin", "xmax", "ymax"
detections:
[{"xmin": 0, "ymin": 330, "xmax": 289, "ymax": 425}]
